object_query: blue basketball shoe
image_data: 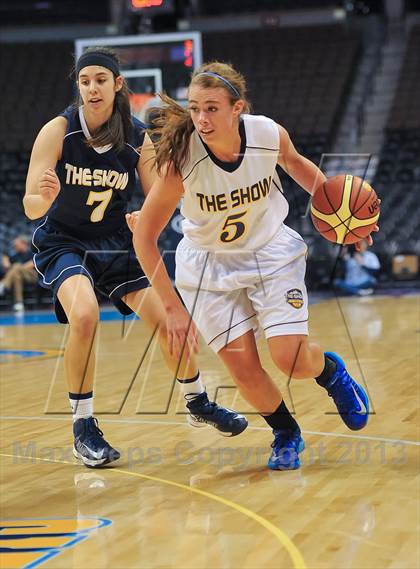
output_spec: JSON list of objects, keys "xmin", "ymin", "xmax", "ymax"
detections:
[
  {"xmin": 73, "ymin": 417, "xmax": 120, "ymax": 468},
  {"xmin": 324, "ymin": 352, "xmax": 369, "ymax": 430},
  {"xmin": 267, "ymin": 427, "xmax": 305, "ymax": 470},
  {"xmin": 186, "ymin": 392, "xmax": 248, "ymax": 437}
]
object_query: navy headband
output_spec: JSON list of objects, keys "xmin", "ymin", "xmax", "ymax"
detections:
[
  {"xmin": 76, "ymin": 52, "xmax": 120, "ymax": 77},
  {"xmin": 195, "ymin": 72, "xmax": 241, "ymax": 98}
]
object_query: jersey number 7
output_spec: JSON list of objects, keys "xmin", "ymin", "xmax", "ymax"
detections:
[{"xmin": 86, "ymin": 189, "xmax": 113, "ymax": 222}]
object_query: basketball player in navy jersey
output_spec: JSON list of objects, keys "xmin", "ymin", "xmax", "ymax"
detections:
[
  {"xmin": 131, "ymin": 61, "xmax": 378, "ymax": 471},
  {"xmin": 24, "ymin": 48, "xmax": 246, "ymax": 468}
]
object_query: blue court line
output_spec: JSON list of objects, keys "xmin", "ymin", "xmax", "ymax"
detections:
[
  {"xmin": 0, "ymin": 296, "xmax": 327, "ymax": 327},
  {"xmin": 0, "ymin": 310, "xmax": 138, "ymax": 326},
  {"xmin": 0, "ymin": 290, "xmax": 417, "ymax": 327},
  {"xmin": 0, "ymin": 350, "xmax": 45, "ymax": 358}
]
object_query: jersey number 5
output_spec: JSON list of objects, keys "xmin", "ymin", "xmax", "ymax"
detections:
[
  {"xmin": 220, "ymin": 211, "xmax": 248, "ymax": 243},
  {"xmin": 86, "ymin": 189, "xmax": 113, "ymax": 222}
]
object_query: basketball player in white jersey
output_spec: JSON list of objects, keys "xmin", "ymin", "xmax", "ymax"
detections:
[{"xmin": 130, "ymin": 61, "xmax": 374, "ymax": 470}]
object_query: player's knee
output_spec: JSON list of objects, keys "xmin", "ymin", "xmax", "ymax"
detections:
[
  {"xmin": 68, "ymin": 307, "xmax": 99, "ymax": 339},
  {"xmin": 272, "ymin": 352, "xmax": 312, "ymax": 379}
]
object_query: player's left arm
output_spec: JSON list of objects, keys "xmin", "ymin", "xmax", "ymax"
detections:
[{"xmin": 276, "ymin": 124, "xmax": 326, "ymax": 195}]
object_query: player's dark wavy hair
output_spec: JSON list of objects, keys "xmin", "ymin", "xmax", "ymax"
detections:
[
  {"xmin": 72, "ymin": 46, "xmax": 132, "ymax": 152},
  {"xmin": 150, "ymin": 61, "xmax": 250, "ymax": 176}
]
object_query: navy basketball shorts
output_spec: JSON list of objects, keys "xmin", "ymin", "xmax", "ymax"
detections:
[{"xmin": 32, "ymin": 219, "xmax": 149, "ymax": 323}]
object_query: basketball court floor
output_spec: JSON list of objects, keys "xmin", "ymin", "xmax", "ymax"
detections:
[{"xmin": 1, "ymin": 292, "xmax": 419, "ymax": 568}]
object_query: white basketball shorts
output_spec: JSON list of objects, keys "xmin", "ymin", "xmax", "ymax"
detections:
[{"xmin": 175, "ymin": 224, "xmax": 309, "ymax": 353}]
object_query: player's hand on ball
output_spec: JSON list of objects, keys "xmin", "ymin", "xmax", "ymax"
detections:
[
  {"xmin": 311, "ymin": 175, "xmax": 380, "ymax": 244},
  {"xmin": 39, "ymin": 168, "xmax": 60, "ymax": 203},
  {"xmin": 166, "ymin": 305, "xmax": 199, "ymax": 359},
  {"xmin": 126, "ymin": 210, "xmax": 140, "ymax": 233},
  {"xmin": 355, "ymin": 198, "xmax": 380, "ymax": 251},
  {"xmin": 355, "ymin": 224, "xmax": 380, "ymax": 251}
]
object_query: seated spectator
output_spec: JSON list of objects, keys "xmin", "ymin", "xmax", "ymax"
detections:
[
  {"xmin": 0, "ymin": 235, "xmax": 37, "ymax": 311},
  {"xmin": 334, "ymin": 242, "xmax": 381, "ymax": 297}
]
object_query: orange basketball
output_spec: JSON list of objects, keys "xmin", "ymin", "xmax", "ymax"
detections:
[{"xmin": 310, "ymin": 174, "xmax": 380, "ymax": 244}]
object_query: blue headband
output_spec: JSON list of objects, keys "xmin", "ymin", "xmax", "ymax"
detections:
[
  {"xmin": 195, "ymin": 72, "xmax": 241, "ymax": 98},
  {"xmin": 76, "ymin": 52, "xmax": 120, "ymax": 77}
]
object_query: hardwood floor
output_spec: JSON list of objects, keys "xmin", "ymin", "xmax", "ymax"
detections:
[{"xmin": 1, "ymin": 294, "xmax": 419, "ymax": 568}]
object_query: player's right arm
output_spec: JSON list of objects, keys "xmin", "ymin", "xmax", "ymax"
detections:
[
  {"xmin": 132, "ymin": 164, "xmax": 198, "ymax": 358},
  {"xmin": 23, "ymin": 116, "xmax": 67, "ymax": 220}
]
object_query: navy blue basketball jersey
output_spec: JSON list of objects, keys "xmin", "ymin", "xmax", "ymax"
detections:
[{"xmin": 47, "ymin": 106, "xmax": 146, "ymax": 238}]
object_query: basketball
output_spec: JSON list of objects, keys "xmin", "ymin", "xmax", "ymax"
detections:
[{"xmin": 310, "ymin": 174, "xmax": 380, "ymax": 244}]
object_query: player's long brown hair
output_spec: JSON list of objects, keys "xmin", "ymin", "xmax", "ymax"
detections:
[
  {"xmin": 151, "ymin": 61, "xmax": 251, "ymax": 176},
  {"xmin": 73, "ymin": 46, "xmax": 133, "ymax": 152}
]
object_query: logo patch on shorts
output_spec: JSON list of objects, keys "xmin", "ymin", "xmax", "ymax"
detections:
[{"xmin": 285, "ymin": 288, "xmax": 304, "ymax": 309}]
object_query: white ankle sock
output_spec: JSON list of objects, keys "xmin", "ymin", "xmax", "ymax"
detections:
[
  {"xmin": 177, "ymin": 372, "xmax": 205, "ymax": 401},
  {"xmin": 69, "ymin": 391, "xmax": 93, "ymax": 422}
]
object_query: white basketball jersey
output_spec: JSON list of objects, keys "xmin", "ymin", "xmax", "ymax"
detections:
[{"xmin": 180, "ymin": 114, "xmax": 289, "ymax": 251}]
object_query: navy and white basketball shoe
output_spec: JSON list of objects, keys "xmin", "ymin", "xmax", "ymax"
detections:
[
  {"xmin": 186, "ymin": 392, "xmax": 248, "ymax": 437},
  {"xmin": 73, "ymin": 417, "xmax": 120, "ymax": 468}
]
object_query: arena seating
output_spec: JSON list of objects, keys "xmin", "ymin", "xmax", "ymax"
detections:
[
  {"xmin": 373, "ymin": 24, "xmax": 420, "ymax": 263},
  {"xmin": 0, "ymin": 27, "xmax": 362, "ymax": 307},
  {"xmin": 0, "ymin": 22, "xmax": 417, "ymax": 308},
  {"xmin": 0, "ymin": 42, "xmax": 74, "ymax": 300},
  {"xmin": 0, "ymin": 42, "xmax": 74, "ymax": 152},
  {"xmin": 386, "ymin": 24, "xmax": 420, "ymax": 132},
  {"xmin": 0, "ymin": 151, "xmax": 36, "ymax": 252},
  {"xmin": 200, "ymin": 0, "xmax": 339, "ymax": 15},
  {"xmin": 203, "ymin": 26, "xmax": 360, "ymax": 151},
  {"xmin": 0, "ymin": 43, "xmax": 73, "ymax": 309}
]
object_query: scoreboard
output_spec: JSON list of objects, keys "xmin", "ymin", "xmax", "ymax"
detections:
[{"xmin": 129, "ymin": 0, "xmax": 175, "ymax": 15}]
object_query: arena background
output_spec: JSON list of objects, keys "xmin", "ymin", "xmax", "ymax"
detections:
[
  {"xmin": 0, "ymin": 0, "xmax": 419, "ymax": 311},
  {"xmin": 0, "ymin": 3, "xmax": 419, "ymax": 569}
]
